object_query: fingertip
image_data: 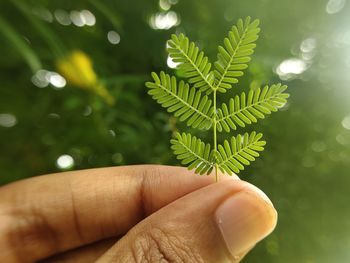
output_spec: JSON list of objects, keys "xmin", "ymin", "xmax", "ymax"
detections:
[
  {"xmin": 242, "ymin": 183, "xmax": 275, "ymax": 208},
  {"xmin": 215, "ymin": 187, "xmax": 277, "ymax": 257}
]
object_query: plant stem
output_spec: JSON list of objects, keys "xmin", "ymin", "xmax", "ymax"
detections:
[
  {"xmin": 213, "ymin": 89, "xmax": 218, "ymax": 182},
  {"xmin": 0, "ymin": 16, "xmax": 42, "ymax": 72}
]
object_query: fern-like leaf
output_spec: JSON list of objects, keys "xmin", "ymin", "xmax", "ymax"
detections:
[
  {"xmin": 146, "ymin": 71, "xmax": 213, "ymax": 130},
  {"xmin": 216, "ymin": 132, "xmax": 265, "ymax": 175},
  {"xmin": 171, "ymin": 132, "xmax": 214, "ymax": 175},
  {"xmin": 167, "ymin": 34, "xmax": 215, "ymax": 94},
  {"xmin": 214, "ymin": 17, "xmax": 260, "ymax": 93},
  {"xmin": 146, "ymin": 17, "xmax": 290, "ymax": 179},
  {"xmin": 216, "ymin": 84, "xmax": 289, "ymax": 132}
]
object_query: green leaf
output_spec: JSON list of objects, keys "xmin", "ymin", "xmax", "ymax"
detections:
[
  {"xmin": 216, "ymin": 132, "xmax": 266, "ymax": 175},
  {"xmin": 146, "ymin": 17, "xmax": 290, "ymax": 178},
  {"xmin": 216, "ymin": 84, "xmax": 289, "ymax": 132},
  {"xmin": 214, "ymin": 17, "xmax": 260, "ymax": 92},
  {"xmin": 146, "ymin": 71, "xmax": 213, "ymax": 130},
  {"xmin": 167, "ymin": 34, "xmax": 215, "ymax": 94},
  {"xmin": 170, "ymin": 132, "xmax": 214, "ymax": 175}
]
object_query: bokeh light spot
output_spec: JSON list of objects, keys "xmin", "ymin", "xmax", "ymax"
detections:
[
  {"xmin": 70, "ymin": 10, "xmax": 96, "ymax": 27},
  {"xmin": 336, "ymin": 133, "xmax": 349, "ymax": 145},
  {"xmin": 341, "ymin": 115, "xmax": 350, "ymax": 130},
  {"xmin": 54, "ymin": 9, "xmax": 71, "ymax": 25},
  {"xmin": 32, "ymin": 7, "xmax": 53, "ymax": 22},
  {"xmin": 107, "ymin": 31, "xmax": 121, "ymax": 44},
  {"xmin": 112, "ymin": 153, "xmax": 123, "ymax": 164},
  {"xmin": 70, "ymin": 10, "xmax": 84, "ymax": 27},
  {"xmin": 49, "ymin": 73, "xmax": 66, "ymax": 88},
  {"xmin": 276, "ymin": 58, "xmax": 308, "ymax": 80},
  {"xmin": 167, "ymin": 56, "xmax": 180, "ymax": 68},
  {"xmin": 326, "ymin": 0, "xmax": 346, "ymax": 14},
  {"xmin": 159, "ymin": 0, "xmax": 171, "ymax": 11},
  {"xmin": 81, "ymin": 10, "xmax": 96, "ymax": 26},
  {"xmin": 31, "ymin": 70, "xmax": 50, "ymax": 88},
  {"xmin": 300, "ymin": 37, "xmax": 317, "ymax": 53},
  {"xmin": 109, "ymin": 129, "xmax": 116, "ymax": 137},
  {"xmin": 0, "ymin": 113, "xmax": 17, "ymax": 128},
  {"xmin": 311, "ymin": 141, "xmax": 327, "ymax": 152},
  {"xmin": 83, "ymin": 106, "xmax": 92, "ymax": 116},
  {"xmin": 149, "ymin": 11, "xmax": 180, "ymax": 30},
  {"xmin": 31, "ymin": 70, "xmax": 66, "ymax": 89},
  {"xmin": 56, "ymin": 154, "xmax": 74, "ymax": 169}
]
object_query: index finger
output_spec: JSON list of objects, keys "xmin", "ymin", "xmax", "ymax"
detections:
[{"xmin": 0, "ymin": 165, "xmax": 236, "ymax": 262}]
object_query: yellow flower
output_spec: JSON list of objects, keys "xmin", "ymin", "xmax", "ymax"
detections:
[{"xmin": 56, "ymin": 50, "xmax": 114, "ymax": 105}]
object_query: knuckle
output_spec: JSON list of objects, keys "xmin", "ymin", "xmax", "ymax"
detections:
[{"xmin": 130, "ymin": 227, "xmax": 204, "ymax": 263}]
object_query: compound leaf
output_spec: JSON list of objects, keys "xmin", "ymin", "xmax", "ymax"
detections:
[{"xmin": 146, "ymin": 17, "xmax": 290, "ymax": 178}]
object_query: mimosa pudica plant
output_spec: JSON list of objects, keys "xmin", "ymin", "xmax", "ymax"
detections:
[{"xmin": 146, "ymin": 17, "xmax": 289, "ymax": 181}]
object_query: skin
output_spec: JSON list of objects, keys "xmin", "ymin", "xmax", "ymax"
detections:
[{"xmin": 0, "ymin": 165, "xmax": 277, "ymax": 262}]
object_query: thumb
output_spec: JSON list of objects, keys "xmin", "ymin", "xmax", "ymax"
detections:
[{"xmin": 96, "ymin": 179, "xmax": 277, "ymax": 263}]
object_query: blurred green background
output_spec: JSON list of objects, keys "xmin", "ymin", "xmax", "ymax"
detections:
[{"xmin": 1, "ymin": 0, "xmax": 350, "ymax": 262}]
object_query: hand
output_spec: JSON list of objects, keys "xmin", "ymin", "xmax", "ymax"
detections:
[{"xmin": 0, "ymin": 165, "xmax": 277, "ymax": 262}]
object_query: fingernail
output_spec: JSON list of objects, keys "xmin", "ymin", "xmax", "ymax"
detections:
[
  {"xmin": 243, "ymin": 184, "xmax": 273, "ymax": 206},
  {"xmin": 215, "ymin": 191, "xmax": 277, "ymax": 256}
]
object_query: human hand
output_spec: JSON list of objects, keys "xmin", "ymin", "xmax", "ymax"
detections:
[{"xmin": 0, "ymin": 165, "xmax": 277, "ymax": 262}]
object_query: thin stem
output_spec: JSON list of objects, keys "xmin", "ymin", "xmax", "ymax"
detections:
[
  {"xmin": 213, "ymin": 89, "xmax": 218, "ymax": 182},
  {"xmin": 0, "ymin": 16, "xmax": 42, "ymax": 72}
]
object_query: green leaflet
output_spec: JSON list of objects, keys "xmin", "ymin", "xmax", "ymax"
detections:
[
  {"xmin": 167, "ymin": 34, "xmax": 215, "ymax": 94},
  {"xmin": 146, "ymin": 71, "xmax": 213, "ymax": 130},
  {"xmin": 170, "ymin": 131, "xmax": 265, "ymax": 175},
  {"xmin": 214, "ymin": 17, "xmax": 260, "ymax": 93},
  {"xmin": 216, "ymin": 132, "xmax": 266, "ymax": 175},
  {"xmin": 170, "ymin": 132, "xmax": 214, "ymax": 175},
  {"xmin": 216, "ymin": 84, "xmax": 289, "ymax": 132},
  {"xmin": 146, "ymin": 17, "xmax": 289, "ymax": 178}
]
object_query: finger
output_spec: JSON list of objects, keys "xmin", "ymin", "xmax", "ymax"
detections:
[
  {"xmin": 96, "ymin": 180, "xmax": 277, "ymax": 263},
  {"xmin": 0, "ymin": 165, "xmax": 237, "ymax": 262},
  {"xmin": 41, "ymin": 238, "xmax": 117, "ymax": 263}
]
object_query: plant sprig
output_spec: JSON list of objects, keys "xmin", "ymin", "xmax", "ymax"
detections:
[{"xmin": 146, "ymin": 17, "xmax": 289, "ymax": 181}]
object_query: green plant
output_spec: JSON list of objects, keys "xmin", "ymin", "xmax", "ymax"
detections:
[{"xmin": 146, "ymin": 17, "xmax": 289, "ymax": 181}]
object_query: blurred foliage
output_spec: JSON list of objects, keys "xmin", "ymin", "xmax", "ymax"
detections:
[{"xmin": 0, "ymin": 0, "xmax": 350, "ymax": 262}]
